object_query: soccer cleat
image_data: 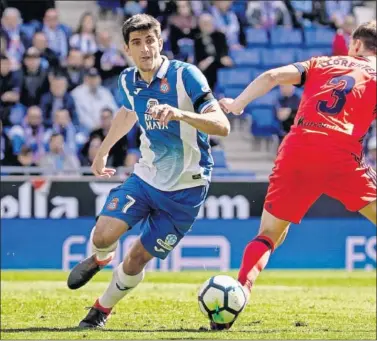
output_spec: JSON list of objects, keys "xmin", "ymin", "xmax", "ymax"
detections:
[
  {"xmin": 67, "ymin": 254, "xmax": 104, "ymax": 290},
  {"xmin": 78, "ymin": 306, "xmax": 110, "ymax": 328},
  {"xmin": 210, "ymin": 320, "xmax": 235, "ymax": 331}
]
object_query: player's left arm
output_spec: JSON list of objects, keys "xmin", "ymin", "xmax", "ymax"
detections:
[
  {"xmin": 220, "ymin": 62, "xmax": 309, "ymax": 115},
  {"xmin": 149, "ymin": 65, "xmax": 230, "ymax": 137}
]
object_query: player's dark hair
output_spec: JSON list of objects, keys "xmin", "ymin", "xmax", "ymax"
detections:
[
  {"xmin": 122, "ymin": 14, "xmax": 161, "ymax": 45},
  {"xmin": 352, "ymin": 20, "xmax": 377, "ymax": 53}
]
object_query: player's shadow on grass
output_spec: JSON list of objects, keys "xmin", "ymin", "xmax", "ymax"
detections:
[
  {"xmin": 2, "ymin": 327, "xmax": 376, "ymax": 334},
  {"xmin": 1, "ymin": 327, "xmax": 210, "ymax": 333}
]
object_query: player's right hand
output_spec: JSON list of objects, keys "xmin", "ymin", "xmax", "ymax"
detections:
[
  {"xmin": 91, "ymin": 153, "xmax": 116, "ymax": 178},
  {"xmin": 219, "ymin": 98, "xmax": 244, "ymax": 116}
]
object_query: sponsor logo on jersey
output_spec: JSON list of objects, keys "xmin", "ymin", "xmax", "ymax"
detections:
[
  {"xmin": 145, "ymin": 98, "xmax": 168, "ymax": 130},
  {"xmin": 146, "ymin": 98, "xmax": 159, "ymax": 110}
]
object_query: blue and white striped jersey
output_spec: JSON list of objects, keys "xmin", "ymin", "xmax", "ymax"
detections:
[{"xmin": 118, "ymin": 56, "xmax": 216, "ymax": 191}]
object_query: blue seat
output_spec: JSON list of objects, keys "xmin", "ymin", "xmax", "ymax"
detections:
[
  {"xmin": 296, "ymin": 48, "xmax": 332, "ymax": 61},
  {"xmin": 270, "ymin": 27, "xmax": 303, "ymax": 46},
  {"xmin": 212, "ymin": 149, "xmax": 228, "ymax": 168},
  {"xmin": 250, "ymin": 108, "xmax": 279, "ymax": 137},
  {"xmin": 261, "ymin": 48, "xmax": 297, "ymax": 67},
  {"xmin": 245, "ymin": 28, "xmax": 269, "ymax": 46},
  {"xmin": 223, "ymin": 87, "xmax": 244, "ymax": 99},
  {"xmin": 217, "ymin": 68, "xmax": 254, "ymax": 89},
  {"xmin": 97, "ymin": 0, "xmax": 120, "ymax": 9},
  {"xmin": 231, "ymin": 48, "xmax": 261, "ymax": 66},
  {"xmin": 304, "ymin": 27, "xmax": 335, "ymax": 47},
  {"xmin": 248, "ymin": 89, "xmax": 279, "ymax": 109}
]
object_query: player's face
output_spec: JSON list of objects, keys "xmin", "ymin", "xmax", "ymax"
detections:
[{"xmin": 125, "ymin": 29, "xmax": 163, "ymax": 73}]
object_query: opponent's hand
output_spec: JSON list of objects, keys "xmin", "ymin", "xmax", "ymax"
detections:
[
  {"xmin": 149, "ymin": 104, "xmax": 183, "ymax": 127},
  {"xmin": 219, "ymin": 98, "xmax": 244, "ymax": 116},
  {"xmin": 91, "ymin": 153, "xmax": 116, "ymax": 178}
]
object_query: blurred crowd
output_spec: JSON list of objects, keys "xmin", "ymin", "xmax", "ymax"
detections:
[{"xmin": 0, "ymin": 0, "xmax": 375, "ymax": 174}]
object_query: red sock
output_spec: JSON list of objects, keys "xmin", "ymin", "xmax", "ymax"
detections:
[
  {"xmin": 93, "ymin": 299, "xmax": 112, "ymax": 315},
  {"xmin": 238, "ymin": 235, "xmax": 275, "ymax": 292}
]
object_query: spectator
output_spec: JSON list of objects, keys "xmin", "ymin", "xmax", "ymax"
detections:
[
  {"xmin": 325, "ymin": 0, "xmax": 353, "ymax": 28},
  {"xmin": 42, "ymin": 8, "xmax": 70, "ymax": 61},
  {"xmin": 40, "ymin": 73, "xmax": 78, "ymax": 127},
  {"xmin": 81, "ymin": 135, "xmax": 103, "ymax": 168},
  {"xmin": 0, "ymin": 120, "xmax": 17, "ymax": 165},
  {"xmin": 211, "ymin": 0, "xmax": 243, "ymax": 50},
  {"xmin": 20, "ymin": 47, "xmax": 49, "ymax": 107},
  {"xmin": 71, "ymin": 68, "xmax": 118, "ymax": 132},
  {"xmin": 39, "ymin": 133, "xmax": 80, "ymax": 174},
  {"xmin": 0, "ymin": 54, "xmax": 21, "ymax": 126},
  {"xmin": 1, "ymin": 8, "xmax": 31, "ymax": 66},
  {"xmin": 32, "ymin": 31, "xmax": 60, "ymax": 70},
  {"xmin": 332, "ymin": 15, "xmax": 356, "ymax": 56},
  {"xmin": 275, "ymin": 84, "xmax": 301, "ymax": 143},
  {"xmin": 246, "ymin": 1, "xmax": 291, "ymax": 29},
  {"xmin": 168, "ymin": 1, "xmax": 197, "ymax": 61},
  {"xmin": 8, "ymin": 105, "xmax": 49, "ymax": 164},
  {"xmin": 83, "ymin": 53, "xmax": 96, "ymax": 70},
  {"xmin": 194, "ymin": 13, "xmax": 233, "ymax": 90},
  {"xmin": 191, "ymin": 1, "xmax": 212, "ymax": 16},
  {"xmin": 8, "ymin": 0, "xmax": 55, "ymax": 24},
  {"xmin": 366, "ymin": 136, "xmax": 376, "ymax": 170},
  {"xmin": 64, "ymin": 48, "xmax": 85, "ymax": 91},
  {"xmin": 285, "ymin": 0, "xmax": 312, "ymax": 28},
  {"xmin": 13, "ymin": 145, "xmax": 38, "ymax": 167},
  {"xmin": 95, "ymin": 31, "xmax": 127, "ymax": 92},
  {"xmin": 80, "ymin": 108, "xmax": 128, "ymax": 167},
  {"xmin": 123, "ymin": 0, "xmax": 146, "ymax": 19},
  {"xmin": 51, "ymin": 109, "xmax": 78, "ymax": 153},
  {"xmin": 69, "ymin": 12, "xmax": 98, "ymax": 55}
]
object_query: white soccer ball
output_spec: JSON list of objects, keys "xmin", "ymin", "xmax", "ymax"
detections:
[{"xmin": 198, "ymin": 275, "xmax": 247, "ymax": 324}]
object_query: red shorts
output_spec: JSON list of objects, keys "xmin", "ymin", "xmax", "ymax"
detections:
[{"xmin": 264, "ymin": 136, "xmax": 377, "ymax": 224}]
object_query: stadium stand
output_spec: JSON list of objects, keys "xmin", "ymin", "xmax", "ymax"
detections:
[{"xmin": 1, "ymin": 0, "xmax": 375, "ymax": 177}]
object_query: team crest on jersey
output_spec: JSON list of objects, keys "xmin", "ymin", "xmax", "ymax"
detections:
[
  {"xmin": 107, "ymin": 197, "xmax": 119, "ymax": 211},
  {"xmin": 160, "ymin": 78, "xmax": 170, "ymax": 93}
]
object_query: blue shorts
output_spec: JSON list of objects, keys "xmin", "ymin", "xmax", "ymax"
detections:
[{"xmin": 99, "ymin": 174, "xmax": 209, "ymax": 259}]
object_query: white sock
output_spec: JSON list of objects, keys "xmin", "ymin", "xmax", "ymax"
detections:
[
  {"xmin": 89, "ymin": 226, "xmax": 118, "ymax": 263},
  {"xmin": 98, "ymin": 263, "xmax": 145, "ymax": 309}
]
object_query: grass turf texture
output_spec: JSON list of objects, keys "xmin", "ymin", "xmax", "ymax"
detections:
[{"xmin": 1, "ymin": 270, "xmax": 376, "ymax": 340}]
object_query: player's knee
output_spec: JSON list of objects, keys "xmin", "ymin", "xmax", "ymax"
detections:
[{"xmin": 92, "ymin": 229, "xmax": 117, "ymax": 249}]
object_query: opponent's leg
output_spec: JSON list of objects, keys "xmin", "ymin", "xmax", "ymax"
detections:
[
  {"xmin": 238, "ymin": 209, "xmax": 290, "ymax": 294},
  {"xmin": 210, "ymin": 210, "xmax": 290, "ymax": 331},
  {"xmin": 79, "ymin": 237, "xmax": 152, "ymax": 328},
  {"xmin": 359, "ymin": 200, "xmax": 376, "ymax": 225},
  {"xmin": 67, "ymin": 216, "xmax": 129, "ymax": 289}
]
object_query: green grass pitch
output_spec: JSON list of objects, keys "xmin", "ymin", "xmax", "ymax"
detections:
[{"xmin": 1, "ymin": 270, "xmax": 376, "ymax": 340}]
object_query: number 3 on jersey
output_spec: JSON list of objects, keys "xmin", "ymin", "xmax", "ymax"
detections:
[{"xmin": 317, "ymin": 75, "xmax": 356, "ymax": 116}]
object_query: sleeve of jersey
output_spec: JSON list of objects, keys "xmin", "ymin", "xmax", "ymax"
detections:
[
  {"xmin": 292, "ymin": 58, "xmax": 318, "ymax": 88},
  {"xmin": 117, "ymin": 72, "xmax": 133, "ymax": 111},
  {"xmin": 182, "ymin": 65, "xmax": 217, "ymax": 114},
  {"xmin": 292, "ymin": 62, "xmax": 308, "ymax": 88}
]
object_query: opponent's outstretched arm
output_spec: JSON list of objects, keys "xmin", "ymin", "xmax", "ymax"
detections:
[
  {"xmin": 92, "ymin": 106, "xmax": 138, "ymax": 177},
  {"xmin": 220, "ymin": 64, "xmax": 303, "ymax": 115}
]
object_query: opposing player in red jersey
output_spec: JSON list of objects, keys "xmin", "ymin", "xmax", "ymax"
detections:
[{"xmin": 214, "ymin": 20, "xmax": 376, "ymax": 330}]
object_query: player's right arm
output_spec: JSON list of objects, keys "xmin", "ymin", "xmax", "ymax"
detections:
[
  {"xmin": 91, "ymin": 72, "xmax": 138, "ymax": 178},
  {"xmin": 220, "ymin": 63, "xmax": 308, "ymax": 115}
]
